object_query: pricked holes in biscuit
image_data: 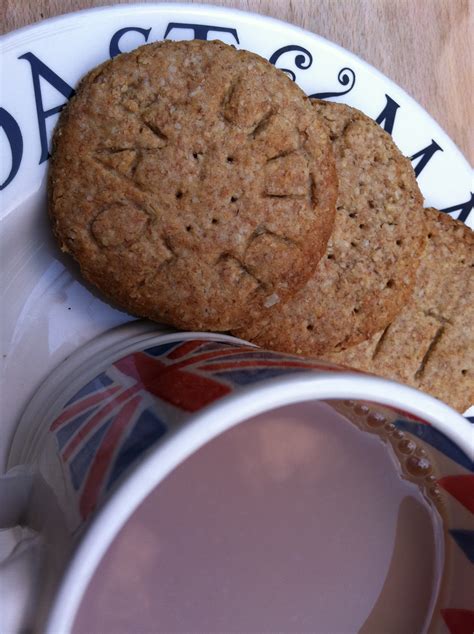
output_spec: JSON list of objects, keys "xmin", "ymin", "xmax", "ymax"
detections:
[
  {"xmin": 349, "ymin": 212, "xmax": 357, "ymax": 218},
  {"xmin": 192, "ymin": 152, "xmax": 203, "ymax": 160},
  {"xmin": 176, "ymin": 191, "xmax": 183, "ymax": 199},
  {"xmin": 186, "ymin": 225, "xmax": 193, "ymax": 232},
  {"xmin": 211, "ymin": 218, "xmax": 219, "ymax": 225},
  {"xmin": 227, "ymin": 156, "xmax": 234, "ymax": 163},
  {"xmin": 396, "ymin": 239, "xmax": 403, "ymax": 246},
  {"xmin": 306, "ymin": 323, "xmax": 314, "ymax": 331},
  {"xmin": 386, "ymin": 279, "xmax": 395, "ymax": 289},
  {"xmin": 230, "ymin": 195, "xmax": 238, "ymax": 203},
  {"xmin": 461, "ymin": 369, "xmax": 467, "ymax": 375}
]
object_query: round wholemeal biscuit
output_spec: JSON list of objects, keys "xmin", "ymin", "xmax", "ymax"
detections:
[
  {"xmin": 49, "ymin": 39, "xmax": 337, "ymax": 331},
  {"xmin": 234, "ymin": 100, "xmax": 425, "ymax": 354},
  {"xmin": 325, "ymin": 208, "xmax": 474, "ymax": 413}
]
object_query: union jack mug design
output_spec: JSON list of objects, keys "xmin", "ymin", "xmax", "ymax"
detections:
[{"xmin": 3, "ymin": 328, "xmax": 473, "ymax": 633}]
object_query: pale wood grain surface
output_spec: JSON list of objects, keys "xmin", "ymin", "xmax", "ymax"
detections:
[{"xmin": 2, "ymin": 0, "xmax": 472, "ymax": 162}]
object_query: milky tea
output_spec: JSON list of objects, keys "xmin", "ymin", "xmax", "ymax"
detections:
[{"xmin": 73, "ymin": 401, "xmax": 445, "ymax": 633}]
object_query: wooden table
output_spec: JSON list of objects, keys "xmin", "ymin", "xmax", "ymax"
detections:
[{"xmin": 3, "ymin": 0, "xmax": 472, "ymax": 163}]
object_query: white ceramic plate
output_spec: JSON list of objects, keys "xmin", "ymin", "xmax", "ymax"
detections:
[{"xmin": 1, "ymin": 3, "xmax": 473, "ymax": 470}]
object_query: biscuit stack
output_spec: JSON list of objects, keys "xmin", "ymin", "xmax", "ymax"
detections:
[{"xmin": 49, "ymin": 40, "xmax": 473, "ymax": 412}]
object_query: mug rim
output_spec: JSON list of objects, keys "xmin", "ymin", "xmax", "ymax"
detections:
[{"xmin": 43, "ymin": 333, "xmax": 471, "ymax": 633}]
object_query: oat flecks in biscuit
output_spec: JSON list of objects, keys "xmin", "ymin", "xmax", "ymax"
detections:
[
  {"xmin": 49, "ymin": 40, "xmax": 337, "ymax": 331},
  {"xmin": 326, "ymin": 209, "xmax": 474, "ymax": 413},
  {"xmin": 235, "ymin": 100, "xmax": 425, "ymax": 354}
]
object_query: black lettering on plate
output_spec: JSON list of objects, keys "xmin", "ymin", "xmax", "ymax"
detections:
[
  {"xmin": 410, "ymin": 140, "xmax": 443, "ymax": 177},
  {"xmin": 375, "ymin": 94, "xmax": 400, "ymax": 135},
  {"xmin": 310, "ymin": 68, "xmax": 356, "ymax": 100},
  {"xmin": 164, "ymin": 22, "xmax": 239, "ymax": 43},
  {"xmin": 0, "ymin": 108, "xmax": 23, "ymax": 190},
  {"xmin": 269, "ymin": 45, "xmax": 313, "ymax": 81},
  {"xmin": 19, "ymin": 52, "xmax": 75, "ymax": 164},
  {"xmin": 440, "ymin": 193, "xmax": 473, "ymax": 224},
  {"xmin": 110, "ymin": 27, "xmax": 152, "ymax": 58}
]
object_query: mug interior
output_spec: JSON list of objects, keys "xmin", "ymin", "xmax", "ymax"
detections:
[{"xmin": 55, "ymin": 397, "xmax": 472, "ymax": 634}]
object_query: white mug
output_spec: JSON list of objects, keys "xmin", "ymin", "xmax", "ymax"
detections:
[{"xmin": 1, "ymin": 324, "xmax": 473, "ymax": 632}]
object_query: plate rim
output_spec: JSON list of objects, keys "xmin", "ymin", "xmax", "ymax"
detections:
[{"xmin": 0, "ymin": 1, "xmax": 472, "ymax": 174}]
